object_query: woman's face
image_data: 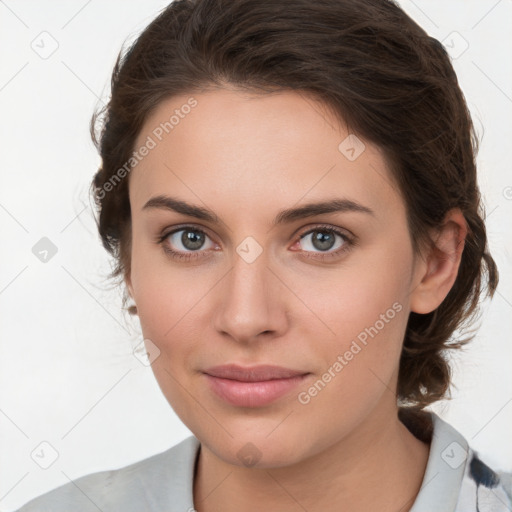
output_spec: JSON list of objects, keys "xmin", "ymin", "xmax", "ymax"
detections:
[{"xmin": 126, "ymin": 88, "xmax": 428, "ymax": 467}]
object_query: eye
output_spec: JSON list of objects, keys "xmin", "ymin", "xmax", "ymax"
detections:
[
  {"xmin": 157, "ymin": 223, "xmax": 355, "ymax": 262},
  {"xmin": 293, "ymin": 224, "xmax": 354, "ymax": 260},
  {"xmin": 157, "ymin": 226, "xmax": 218, "ymax": 261}
]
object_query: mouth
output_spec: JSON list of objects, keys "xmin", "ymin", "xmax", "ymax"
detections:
[{"xmin": 203, "ymin": 364, "xmax": 311, "ymax": 407}]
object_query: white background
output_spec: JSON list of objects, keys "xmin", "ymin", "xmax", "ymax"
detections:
[{"xmin": 0, "ymin": 1, "xmax": 511, "ymax": 510}]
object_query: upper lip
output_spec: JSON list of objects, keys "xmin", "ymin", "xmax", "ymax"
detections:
[{"xmin": 204, "ymin": 364, "xmax": 309, "ymax": 382}]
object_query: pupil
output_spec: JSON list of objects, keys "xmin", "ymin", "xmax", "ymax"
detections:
[
  {"xmin": 182, "ymin": 230, "xmax": 204, "ymax": 250},
  {"xmin": 313, "ymin": 231, "xmax": 334, "ymax": 251}
]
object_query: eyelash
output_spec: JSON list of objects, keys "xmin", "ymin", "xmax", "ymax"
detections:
[{"xmin": 156, "ymin": 223, "xmax": 356, "ymax": 262}]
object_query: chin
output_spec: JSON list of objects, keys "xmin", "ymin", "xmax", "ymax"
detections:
[{"xmin": 200, "ymin": 428, "xmax": 310, "ymax": 469}]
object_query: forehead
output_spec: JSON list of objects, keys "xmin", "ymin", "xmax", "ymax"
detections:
[{"xmin": 129, "ymin": 88, "xmax": 404, "ymax": 222}]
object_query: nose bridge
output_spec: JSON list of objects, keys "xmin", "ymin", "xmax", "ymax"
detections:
[
  {"xmin": 213, "ymin": 241, "xmax": 284, "ymax": 341},
  {"xmin": 230, "ymin": 248, "xmax": 268, "ymax": 303}
]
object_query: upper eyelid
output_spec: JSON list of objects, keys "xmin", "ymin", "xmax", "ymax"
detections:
[
  {"xmin": 162, "ymin": 223, "xmax": 351, "ymax": 236},
  {"xmin": 162, "ymin": 224, "xmax": 214, "ymax": 241},
  {"xmin": 298, "ymin": 224, "xmax": 352, "ymax": 239}
]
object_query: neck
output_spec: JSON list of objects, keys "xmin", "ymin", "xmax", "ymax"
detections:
[{"xmin": 193, "ymin": 407, "xmax": 431, "ymax": 512}]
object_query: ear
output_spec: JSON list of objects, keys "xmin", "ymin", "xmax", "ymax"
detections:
[{"xmin": 409, "ymin": 209, "xmax": 468, "ymax": 314}]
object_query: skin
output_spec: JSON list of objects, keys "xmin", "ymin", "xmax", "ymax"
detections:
[{"xmin": 125, "ymin": 87, "xmax": 467, "ymax": 512}]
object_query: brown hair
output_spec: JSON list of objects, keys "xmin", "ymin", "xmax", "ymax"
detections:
[{"xmin": 89, "ymin": 0, "xmax": 498, "ymax": 415}]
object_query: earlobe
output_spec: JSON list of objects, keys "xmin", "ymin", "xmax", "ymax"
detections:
[
  {"xmin": 125, "ymin": 274, "xmax": 138, "ymax": 315},
  {"xmin": 409, "ymin": 209, "xmax": 467, "ymax": 314}
]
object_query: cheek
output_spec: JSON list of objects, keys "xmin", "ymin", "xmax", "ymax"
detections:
[
  {"xmin": 132, "ymin": 272, "xmax": 205, "ymax": 417},
  {"xmin": 135, "ymin": 278, "xmax": 205, "ymax": 356},
  {"xmin": 297, "ymin": 245, "xmax": 412, "ymax": 343},
  {"xmin": 289, "ymin": 241, "xmax": 413, "ymax": 404},
  {"xmin": 130, "ymin": 237, "xmax": 202, "ymax": 338},
  {"xmin": 293, "ymin": 297, "xmax": 408, "ymax": 437}
]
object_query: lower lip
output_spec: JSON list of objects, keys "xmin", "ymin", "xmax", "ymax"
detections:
[{"xmin": 204, "ymin": 374, "xmax": 309, "ymax": 407}]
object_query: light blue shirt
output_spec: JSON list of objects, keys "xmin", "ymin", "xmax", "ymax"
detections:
[{"xmin": 15, "ymin": 412, "xmax": 512, "ymax": 512}]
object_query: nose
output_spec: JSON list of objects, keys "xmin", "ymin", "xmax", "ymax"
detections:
[{"xmin": 212, "ymin": 248, "xmax": 288, "ymax": 344}]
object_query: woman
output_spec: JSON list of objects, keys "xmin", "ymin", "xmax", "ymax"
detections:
[{"xmin": 16, "ymin": 0, "xmax": 511, "ymax": 510}]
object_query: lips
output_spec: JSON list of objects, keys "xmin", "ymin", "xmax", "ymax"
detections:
[
  {"xmin": 204, "ymin": 364, "xmax": 308, "ymax": 381},
  {"xmin": 203, "ymin": 364, "xmax": 310, "ymax": 407}
]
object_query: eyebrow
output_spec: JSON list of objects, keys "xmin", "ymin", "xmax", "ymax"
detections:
[{"xmin": 142, "ymin": 195, "xmax": 375, "ymax": 225}]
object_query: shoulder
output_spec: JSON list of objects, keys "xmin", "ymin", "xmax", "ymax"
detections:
[
  {"xmin": 431, "ymin": 414, "xmax": 512, "ymax": 512},
  {"xmin": 402, "ymin": 410, "xmax": 512, "ymax": 512},
  {"xmin": 15, "ymin": 435, "xmax": 200, "ymax": 512},
  {"xmin": 455, "ymin": 448, "xmax": 512, "ymax": 512},
  {"xmin": 430, "ymin": 412, "xmax": 511, "ymax": 511}
]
